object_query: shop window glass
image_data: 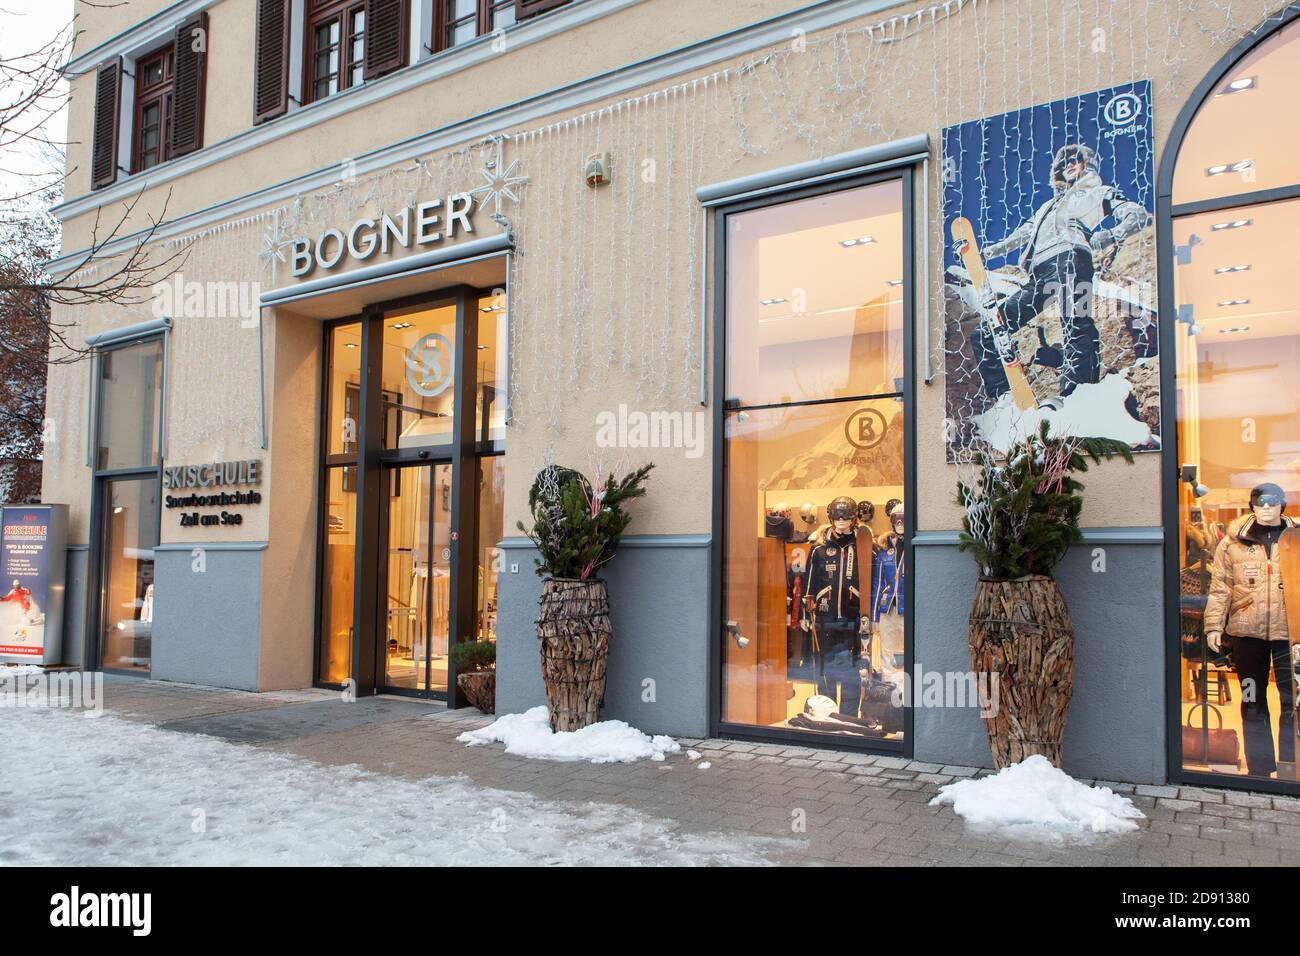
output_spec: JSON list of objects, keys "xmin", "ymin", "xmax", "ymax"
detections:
[
  {"xmin": 319, "ymin": 464, "xmax": 357, "ymax": 683},
  {"xmin": 475, "ymin": 290, "xmax": 508, "ymax": 444},
  {"xmin": 99, "ymin": 477, "xmax": 159, "ymax": 672},
  {"xmin": 722, "ymin": 179, "xmax": 907, "ymax": 742},
  {"xmin": 382, "ymin": 298, "xmax": 457, "ymax": 451},
  {"xmin": 725, "ymin": 181, "xmax": 904, "ymax": 408},
  {"xmin": 1175, "ymin": 197, "xmax": 1300, "ymax": 781},
  {"xmin": 384, "ymin": 463, "xmax": 451, "ymax": 692},
  {"xmin": 327, "ymin": 322, "xmax": 362, "ymax": 457},
  {"xmin": 1172, "ymin": 19, "xmax": 1300, "ymax": 206},
  {"xmin": 475, "ymin": 455, "xmax": 506, "ymax": 644},
  {"xmin": 96, "ymin": 338, "xmax": 164, "ymax": 471}
]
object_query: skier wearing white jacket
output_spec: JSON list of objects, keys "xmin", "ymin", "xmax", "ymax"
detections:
[{"xmin": 956, "ymin": 143, "xmax": 1151, "ymax": 402}]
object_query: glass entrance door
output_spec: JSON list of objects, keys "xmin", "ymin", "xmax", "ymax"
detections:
[
  {"xmin": 382, "ymin": 462, "xmax": 452, "ymax": 695},
  {"xmin": 99, "ymin": 477, "xmax": 160, "ymax": 673}
]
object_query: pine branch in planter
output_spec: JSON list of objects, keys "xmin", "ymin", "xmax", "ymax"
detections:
[
  {"xmin": 955, "ymin": 421, "xmax": 1133, "ymax": 580},
  {"xmin": 450, "ymin": 640, "xmax": 496, "ymax": 672},
  {"xmin": 517, "ymin": 463, "xmax": 655, "ymax": 579}
]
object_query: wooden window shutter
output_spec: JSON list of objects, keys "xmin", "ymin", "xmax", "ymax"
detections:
[
  {"xmin": 362, "ymin": 0, "xmax": 409, "ymax": 81},
  {"xmin": 170, "ymin": 12, "xmax": 209, "ymax": 157},
  {"xmin": 515, "ymin": 0, "xmax": 568, "ymax": 19},
  {"xmin": 90, "ymin": 59, "xmax": 122, "ymax": 190},
  {"xmin": 253, "ymin": 0, "xmax": 292, "ymax": 124}
]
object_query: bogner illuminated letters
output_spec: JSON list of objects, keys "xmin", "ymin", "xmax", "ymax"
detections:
[{"xmin": 290, "ymin": 193, "xmax": 476, "ymax": 277}]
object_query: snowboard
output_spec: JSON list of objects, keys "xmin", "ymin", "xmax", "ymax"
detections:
[{"xmin": 950, "ymin": 216, "xmax": 1039, "ymax": 412}]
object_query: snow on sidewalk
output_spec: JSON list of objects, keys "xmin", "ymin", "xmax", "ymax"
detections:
[
  {"xmin": 457, "ymin": 706, "xmax": 680, "ymax": 763},
  {"xmin": 928, "ymin": 755, "xmax": 1145, "ymax": 839},
  {"xmin": 0, "ymin": 707, "xmax": 776, "ymax": 866}
]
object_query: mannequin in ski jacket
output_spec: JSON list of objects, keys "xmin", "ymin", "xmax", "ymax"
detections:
[
  {"xmin": 870, "ymin": 533, "xmax": 905, "ymax": 620},
  {"xmin": 802, "ymin": 497, "xmax": 866, "ymax": 716},
  {"xmin": 1203, "ymin": 484, "xmax": 1296, "ymax": 776},
  {"xmin": 959, "ymin": 143, "xmax": 1150, "ymax": 400}
]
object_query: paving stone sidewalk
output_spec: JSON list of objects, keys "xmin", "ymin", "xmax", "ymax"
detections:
[{"xmin": 84, "ymin": 675, "xmax": 1300, "ymax": 866}]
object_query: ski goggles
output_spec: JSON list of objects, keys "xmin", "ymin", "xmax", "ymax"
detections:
[{"xmin": 1254, "ymin": 493, "xmax": 1286, "ymax": 508}]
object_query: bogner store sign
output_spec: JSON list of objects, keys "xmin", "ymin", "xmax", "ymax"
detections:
[
  {"xmin": 289, "ymin": 193, "xmax": 477, "ymax": 277},
  {"xmin": 163, "ymin": 459, "xmax": 263, "ymax": 527}
]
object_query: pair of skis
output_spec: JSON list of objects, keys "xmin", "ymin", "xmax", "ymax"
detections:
[
  {"xmin": 1279, "ymin": 528, "xmax": 1300, "ymax": 779},
  {"xmin": 950, "ymin": 216, "xmax": 1039, "ymax": 412}
]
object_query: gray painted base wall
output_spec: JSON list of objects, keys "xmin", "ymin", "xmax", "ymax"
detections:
[
  {"xmin": 912, "ymin": 541, "xmax": 1166, "ymax": 784},
  {"xmin": 497, "ymin": 537, "xmax": 710, "ymax": 738},
  {"xmin": 151, "ymin": 548, "xmax": 263, "ymax": 691}
]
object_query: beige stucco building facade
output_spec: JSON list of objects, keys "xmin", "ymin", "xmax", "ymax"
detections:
[{"xmin": 37, "ymin": 0, "xmax": 1300, "ymax": 791}]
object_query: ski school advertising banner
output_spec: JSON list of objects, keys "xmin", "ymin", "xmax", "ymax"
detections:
[
  {"xmin": 941, "ymin": 81, "xmax": 1158, "ymax": 461},
  {"xmin": 0, "ymin": 506, "xmax": 54, "ymax": 659}
]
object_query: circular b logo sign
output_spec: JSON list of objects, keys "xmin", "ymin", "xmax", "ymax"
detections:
[
  {"xmin": 845, "ymin": 408, "xmax": 888, "ymax": 449},
  {"xmin": 405, "ymin": 332, "xmax": 453, "ymax": 397},
  {"xmin": 1103, "ymin": 92, "xmax": 1143, "ymax": 127}
]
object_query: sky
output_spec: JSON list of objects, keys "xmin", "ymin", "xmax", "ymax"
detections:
[{"xmin": 2, "ymin": 0, "xmax": 77, "ymax": 198}]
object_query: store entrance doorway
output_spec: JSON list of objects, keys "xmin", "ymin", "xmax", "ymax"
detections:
[{"xmin": 380, "ymin": 461, "xmax": 452, "ymax": 696}]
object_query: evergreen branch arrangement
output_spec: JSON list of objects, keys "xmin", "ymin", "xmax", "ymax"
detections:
[
  {"xmin": 450, "ymin": 640, "xmax": 496, "ymax": 673},
  {"xmin": 956, "ymin": 421, "xmax": 1133, "ymax": 580},
  {"xmin": 517, "ymin": 462, "xmax": 655, "ymax": 580}
]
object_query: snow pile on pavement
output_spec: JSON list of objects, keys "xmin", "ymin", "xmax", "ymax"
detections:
[
  {"xmin": 928, "ymin": 755, "xmax": 1145, "ymax": 837},
  {"xmin": 0, "ymin": 707, "xmax": 776, "ymax": 866},
  {"xmin": 457, "ymin": 706, "xmax": 680, "ymax": 764}
]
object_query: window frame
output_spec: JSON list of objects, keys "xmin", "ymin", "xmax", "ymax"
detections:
[
  {"xmin": 1158, "ymin": 1, "xmax": 1300, "ymax": 798},
  {"xmin": 708, "ymin": 167, "xmax": 917, "ymax": 754},
  {"xmin": 303, "ymin": 0, "xmax": 369, "ymax": 105},
  {"xmin": 130, "ymin": 42, "xmax": 175, "ymax": 173},
  {"xmin": 432, "ymin": 0, "xmax": 522, "ymax": 53}
]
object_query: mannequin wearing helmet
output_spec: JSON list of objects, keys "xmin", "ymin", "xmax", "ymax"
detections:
[
  {"xmin": 868, "ymin": 502, "xmax": 906, "ymax": 673},
  {"xmin": 1203, "ymin": 483, "xmax": 1298, "ymax": 777},
  {"xmin": 954, "ymin": 139, "xmax": 1150, "ymax": 404},
  {"xmin": 801, "ymin": 496, "xmax": 869, "ymax": 717}
]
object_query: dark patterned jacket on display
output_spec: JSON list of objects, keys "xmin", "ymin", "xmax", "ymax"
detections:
[{"xmin": 803, "ymin": 530, "xmax": 863, "ymax": 623}]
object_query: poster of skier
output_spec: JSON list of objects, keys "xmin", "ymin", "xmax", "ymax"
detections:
[
  {"xmin": 0, "ymin": 507, "xmax": 50, "ymax": 659},
  {"xmin": 941, "ymin": 81, "xmax": 1158, "ymax": 460}
]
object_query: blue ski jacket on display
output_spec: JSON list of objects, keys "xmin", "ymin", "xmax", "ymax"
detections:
[{"xmin": 870, "ymin": 537, "xmax": 905, "ymax": 621}]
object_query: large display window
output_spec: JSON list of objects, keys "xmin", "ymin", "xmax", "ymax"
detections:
[
  {"xmin": 718, "ymin": 177, "xmax": 910, "ymax": 745},
  {"xmin": 1167, "ymin": 11, "xmax": 1300, "ymax": 788}
]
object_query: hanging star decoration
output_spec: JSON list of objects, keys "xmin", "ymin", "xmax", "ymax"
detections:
[
  {"xmin": 257, "ymin": 208, "xmax": 294, "ymax": 284},
  {"xmin": 470, "ymin": 136, "xmax": 527, "ymax": 234}
]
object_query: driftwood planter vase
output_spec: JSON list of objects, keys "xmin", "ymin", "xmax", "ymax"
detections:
[
  {"xmin": 457, "ymin": 671, "xmax": 496, "ymax": 714},
  {"xmin": 537, "ymin": 578, "xmax": 612, "ymax": 732},
  {"xmin": 968, "ymin": 575, "xmax": 1075, "ymax": 768}
]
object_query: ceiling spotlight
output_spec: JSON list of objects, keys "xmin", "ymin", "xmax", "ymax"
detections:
[
  {"xmin": 390, "ymin": 321, "xmax": 413, "ymax": 329},
  {"xmin": 1217, "ymin": 298, "xmax": 1251, "ymax": 307},
  {"xmin": 1206, "ymin": 160, "xmax": 1254, "ymax": 177},
  {"xmin": 1214, "ymin": 264, "xmax": 1251, "ymax": 274},
  {"xmin": 344, "ymin": 342, "xmax": 358, "ymax": 348},
  {"xmin": 1217, "ymin": 76, "xmax": 1258, "ymax": 95},
  {"xmin": 480, "ymin": 304, "xmax": 505, "ymax": 313},
  {"xmin": 1219, "ymin": 326, "xmax": 1251, "ymax": 334},
  {"xmin": 839, "ymin": 236, "xmax": 875, "ymax": 247},
  {"xmin": 759, "ymin": 297, "xmax": 787, "ymax": 306},
  {"xmin": 886, "ymin": 279, "xmax": 904, "ymax": 287},
  {"xmin": 1210, "ymin": 218, "xmax": 1253, "ymax": 231},
  {"xmin": 476, "ymin": 345, "xmax": 489, "ymax": 350}
]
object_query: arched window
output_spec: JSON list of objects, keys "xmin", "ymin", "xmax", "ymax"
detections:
[{"xmin": 1162, "ymin": 9, "xmax": 1300, "ymax": 790}]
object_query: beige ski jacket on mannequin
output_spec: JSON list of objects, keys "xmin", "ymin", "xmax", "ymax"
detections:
[{"xmin": 1204, "ymin": 513, "xmax": 1296, "ymax": 642}]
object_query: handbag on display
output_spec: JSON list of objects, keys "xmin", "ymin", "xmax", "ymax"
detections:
[{"xmin": 1181, "ymin": 702, "xmax": 1241, "ymax": 766}]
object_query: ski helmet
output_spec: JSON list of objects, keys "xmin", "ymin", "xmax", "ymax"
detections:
[
  {"xmin": 827, "ymin": 496, "xmax": 857, "ymax": 522},
  {"xmin": 1250, "ymin": 483, "xmax": 1287, "ymax": 512},
  {"xmin": 766, "ymin": 501, "xmax": 791, "ymax": 518},
  {"xmin": 799, "ymin": 502, "xmax": 818, "ymax": 526},
  {"xmin": 888, "ymin": 501, "xmax": 906, "ymax": 533},
  {"xmin": 885, "ymin": 498, "xmax": 902, "ymax": 518},
  {"xmin": 856, "ymin": 499, "xmax": 875, "ymax": 524},
  {"xmin": 1051, "ymin": 144, "xmax": 1098, "ymax": 188}
]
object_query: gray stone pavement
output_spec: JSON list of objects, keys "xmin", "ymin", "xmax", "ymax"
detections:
[{"xmin": 85, "ymin": 675, "xmax": 1300, "ymax": 866}]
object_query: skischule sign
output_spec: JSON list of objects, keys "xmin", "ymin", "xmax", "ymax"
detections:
[{"xmin": 163, "ymin": 459, "xmax": 263, "ymax": 528}]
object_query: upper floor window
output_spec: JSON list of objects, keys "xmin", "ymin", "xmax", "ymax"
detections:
[
  {"xmin": 132, "ymin": 44, "xmax": 174, "ymax": 172},
  {"xmin": 306, "ymin": 0, "xmax": 369, "ymax": 102},
  {"xmin": 90, "ymin": 12, "xmax": 207, "ymax": 189}
]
